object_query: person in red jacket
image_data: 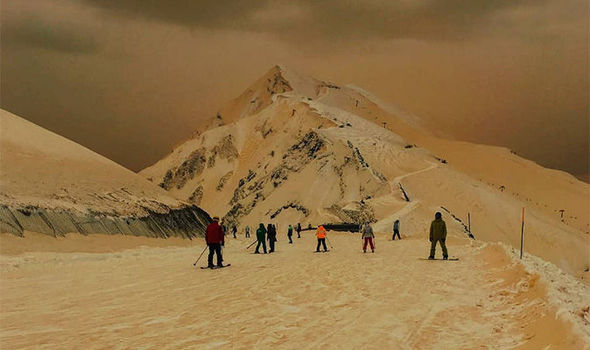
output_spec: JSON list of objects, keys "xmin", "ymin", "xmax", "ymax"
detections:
[{"xmin": 205, "ymin": 217, "xmax": 225, "ymax": 268}]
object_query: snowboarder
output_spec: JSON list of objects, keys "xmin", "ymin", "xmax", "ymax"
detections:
[
  {"xmin": 267, "ymin": 223, "xmax": 277, "ymax": 253},
  {"xmin": 287, "ymin": 224, "xmax": 293, "ymax": 244},
  {"xmin": 205, "ymin": 217, "xmax": 225, "ymax": 268},
  {"xmin": 296, "ymin": 223, "xmax": 302, "ymax": 238},
  {"xmin": 392, "ymin": 219, "xmax": 401, "ymax": 240},
  {"xmin": 361, "ymin": 223, "xmax": 375, "ymax": 253},
  {"xmin": 232, "ymin": 226, "xmax": 237, "ymax": 239},
  {"xmin": 255, "ymin": 223, "xmax": 267, "ymax": 254},
  {"xmin": 429, "ymin": 212, "xmax": 448, "ymax": 260},
  {"xmin": 316, "ymin": 225, "xmax": 328, "ymax": 252},
  {"xmin": 245, "ymin": 225, "xmax": 250, "ymax": 238}
]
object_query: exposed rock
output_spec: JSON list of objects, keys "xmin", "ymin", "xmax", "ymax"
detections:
[
  {"xmin": 188, "ymin": 185, "xmax": 203, "ymax": 205},
  {"xmin": 159, "ymin": 148, "xmax": 207, "ymax": 190},
  {"xmin": 223, "ymin": 132, "xmax": 325, "ymax": 226},
  {"xmin": 0, "ymin": 204, "xmax": 210, "ymax": 239},
  {"xmin": 211, "ymin": 135, "xmax": 239, "ymax": 161},
  {"xmin": 216, "ymin": 171, "xmax": 234, "ymax": 191},
  {"xmin": 327, "ymin": 203, "xmax": 375, "ymax": 224},
  {"xmin": 269, "ymin": 202, "xmax": 310, "ymax": 219}
]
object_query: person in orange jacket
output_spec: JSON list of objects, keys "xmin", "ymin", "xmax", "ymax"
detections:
[{"xmin": 316, "ymin": 225, "xmax": 328, "ymax": 252}]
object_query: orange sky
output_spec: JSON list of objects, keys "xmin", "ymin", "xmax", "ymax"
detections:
[{"xmin": 2, "ymin": 0, "xmax": 588, "ymax": 181}]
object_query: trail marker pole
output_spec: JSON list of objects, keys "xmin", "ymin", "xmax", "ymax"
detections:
[{"xmin": 520, "ymin": 207, "xmax": 524, "ymax": 260}]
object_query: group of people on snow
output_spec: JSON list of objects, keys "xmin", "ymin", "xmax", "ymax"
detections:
[{"xmin": 203, "ymin": 212, "xmax": 449, "ymax": 268}]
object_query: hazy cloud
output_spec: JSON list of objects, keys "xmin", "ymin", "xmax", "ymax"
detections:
[
  {"xmin": 81, "ymin": 0, "xmax": 545, "ymax": 41},
  {"xmin": 2, "ymin": 0, "xmax": 588, "ymax": 181},
  {"xmin": 3, "ymin": 17, "xmax": 100, "ymax": 54}
]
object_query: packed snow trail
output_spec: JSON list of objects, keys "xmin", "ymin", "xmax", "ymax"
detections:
[{"xmin": 1, "ymin": 232, "xmax": 585, "ymax": 349}]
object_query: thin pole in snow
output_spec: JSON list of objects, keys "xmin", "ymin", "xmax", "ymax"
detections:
[{"xmin": 520, "ymin": 207, "xmax": 524, "ymax": 259}]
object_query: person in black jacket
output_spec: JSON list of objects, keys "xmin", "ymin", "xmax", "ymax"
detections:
[
  {"xmin": 267, "ymin": 223, "xmax": 277, "ymax": 253},
  {"xmin": 296, "ymin": 223, "xmax": 302, "ymax": 238},
  {"xmin": 255, "ymin": 223, "xmax": 267, "ymax": 254}
]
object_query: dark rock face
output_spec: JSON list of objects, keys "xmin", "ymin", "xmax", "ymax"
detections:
[
  {"xmin": 188, "ymin": 185, "xmax": 204, "ymax": 205},
  {"xmin": 159, "ymin": 135, "xmax": 239, "ymax": 191},
  {"xmin": 267, "ymin": 69, "xmax": 292, "ymax": 95},
  {"xmin": 211, "ymin": 135, "xmax": 239, "ymax": 161},
  {"xmin": 223, "ymin": 131, "xmax": 325, "ymax": 227},
  {"xmin": 269, "ymin": 202, "xmax": 310, "ymax": 219},
  {"xmin": 327, "ymin": 203, "xmax": 375, "ymax": 224},
  {"xmin": 159, "ymin": 148, "xmax": 207, "ymax": 190},
  {"xmin": 0, "ymin": 205, "xmax": 211, "ymax": 239}
]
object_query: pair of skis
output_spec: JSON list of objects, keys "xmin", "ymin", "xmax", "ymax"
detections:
[{"xmin": 193, "ymin": 245, "xmax": 231, "ymax": 269}]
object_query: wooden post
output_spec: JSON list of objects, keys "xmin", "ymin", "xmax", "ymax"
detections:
[{"xmin": 520, "ymin": 207, "xmax": 524, "ymax": 259}]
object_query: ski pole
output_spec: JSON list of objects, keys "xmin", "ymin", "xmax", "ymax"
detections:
[
  {"xmin": 246, "ymin": 240, "xmax": 257, "ymax": 249},
  {"xmin": 326, "ymin": 237, "xmax": 334, "ymax": 250},
  {"xmin": 193, "ymin": 246, "xmax": 208, "ymax": 266}
]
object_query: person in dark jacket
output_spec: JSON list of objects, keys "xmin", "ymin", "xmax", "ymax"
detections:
[
  {"xmin": 255, "ymin": 223, "xmax": 267, "ymax": 254},
  {"xmin": 267, "ymin": 223, "xmax": 277, "ymax": 253},
  {"xmin": 392, "ymin": 219, "xmax": 401, "ymax": 240},
  {"xmin": 429, "ymin": 212, "xmax": 448, "ymax": 260},
  {"xmin": 232, "ymin": 226, "xmax": 237, "ymax": 239},
  {"xmin": 205, "ymin": 217, "xmax": 225, "ymax": 268},
  {"xmin": 287, "ymin": 224, "xmax": 294, "ymax": 244},
  {"xmin": 296, "ymin": 223, "xmax": 302, "ymax": 238},
  {"xmin": 245, "ymin": 225, "xmax": 250, "ymax": 238}
]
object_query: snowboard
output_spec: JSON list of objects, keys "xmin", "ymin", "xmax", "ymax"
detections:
[
  {"xmin": 313, "ymin": 250, "xmax": 330, "ymax": 253},
  {"xmin": 419, "ymin": 258, "xmax": 459, "ymax": 261},
  {"xmin": 200, "ymin": 264, "xmax": 231, "ymax": 269}
]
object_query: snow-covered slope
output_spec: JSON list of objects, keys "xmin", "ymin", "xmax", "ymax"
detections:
[
  {"xmin": 0, "ymin": 109, "xmax": 210, "ymax": 238},
  {"xmin": 141, "ymin": 66, "xmax": 589, "ymax": 275}
]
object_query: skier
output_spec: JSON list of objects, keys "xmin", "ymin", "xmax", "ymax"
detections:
[
  {"xmin": 361, "ymin": 222, "xmax": 375, "ymax": 253},
  {"xmin": 429, "ymin": 212, "xmax": 448, "ymax": 260},
  {"xmin": 267, "ymin": 223, "xmax": 277, "ymax": 253},
  {"xmin": 296, "ymin": 223, "xmax": 302, "ymax": 238},
  {"xmin": 392, "ymin": 219, "xmax": 401, "ymax": 240},
  {"xmin": 255, "ymin": 223, "xmax": 267, "ymax": 254},
  {"xmin": 232, "ymin": 226, "xmax": 237, "ymax": 239},
  {"xmin": 287, "ymin": 224, "xmax": 294, "ymax": 244},
  {"xmin": 205, "ymin": 217, "xmax": 225, "ymax": 268},
  {"xmin": 245, "ymin": 225, "xmax": 250, "ymax": 238},
  {"xmin": 316, "ymin": 225, "xmax": 328, "ymax": 252}
]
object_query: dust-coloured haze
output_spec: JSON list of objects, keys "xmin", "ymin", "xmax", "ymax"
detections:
[{"xmin": 1, "ymin": 0, "xmax": 588, "ymax": 181}]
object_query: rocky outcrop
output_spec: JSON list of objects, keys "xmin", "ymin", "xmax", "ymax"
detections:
[
  {"xmin": 222, "ymin": 131, "xmax": 325, "ymax": 226},
  {"xmin": 159, "ymin": 148, "xmax": 207, "ymax": 190},
  {"xmin": 211, "ymin": 135, "xmax": 239, "ymax": 161},
  {"xmin": 0, "ymin": 204, "xmax": 211, "ymax": 239},
  {"xmin": 269, "ymin": 202, "xmax": 310, "ymax": 219},
  {"xmin": 327, "ymin": 203, "xmax": 375, "ymax": 224},
  {"xmin": 188, "ymin": 185, "xmax": 204, "ymax": 205},
  {"xmin": 216, "ymin": 171, "xmax": 234, "ymax": 191}
]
